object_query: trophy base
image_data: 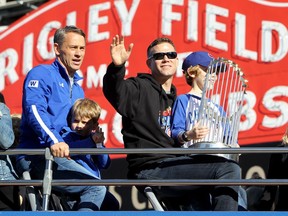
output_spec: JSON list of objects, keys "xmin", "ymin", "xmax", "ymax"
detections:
[{"xmin": 189, "ymin": 141, "xmax": 239, "ymax": 162}]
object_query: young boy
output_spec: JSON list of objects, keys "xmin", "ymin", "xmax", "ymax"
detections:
[
  {"xmin": 61, "ymin": 98, "xmax": 119, "ymax": 210},
  {"xmin": 170, "ymin": 51, "xmax": 242, "ymax": 211}
]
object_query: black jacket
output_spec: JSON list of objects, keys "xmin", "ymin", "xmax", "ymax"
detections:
[{"xmin": 103, "ymin": 63, "xmax": 178, "ymax": 174}]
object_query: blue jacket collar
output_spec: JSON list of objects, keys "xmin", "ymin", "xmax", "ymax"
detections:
[{"xmin": 53, "ymin": 59, "xmax": 83, "ymax": 83}]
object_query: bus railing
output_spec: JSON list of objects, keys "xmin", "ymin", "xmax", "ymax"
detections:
[
  {"xmin": 2, "ymin": 147, "xmax": 288, "ymax": 187},
  {"xmin": 2, "ymin": 147, "xmax": 288, "ymax": 155},
  {"xmin": 1, "ymin": 178, "xmax": 288, "ymax": 187},
  {"xmin": 1, "ymin": 147, "xmax": 288, "ymax": 211},
  {"xmin": 2, "ymin": 147, "xmax": 288, "ymax": 188}
]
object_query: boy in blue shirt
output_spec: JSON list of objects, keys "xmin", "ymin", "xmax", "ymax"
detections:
[
  {"xmin": 61, "ymin": 98, "xmax": 119, "ymax": 210},
  {"xmin": 171, "ymin": 51, "xmax": 242, "ymax": 211}
]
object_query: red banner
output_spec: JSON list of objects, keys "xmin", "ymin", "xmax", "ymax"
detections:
[{"xmin": 0, "ymin": 0, "xmax": 287, "ymax": 155}]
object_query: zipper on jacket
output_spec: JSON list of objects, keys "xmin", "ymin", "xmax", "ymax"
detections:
[{"xmin": 69, "ymin": 76, "xmax": 74, "ymax": 100}]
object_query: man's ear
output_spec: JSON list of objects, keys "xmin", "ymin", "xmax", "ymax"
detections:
[
  {"xmin": 146, "ymin": 59, "xmax": 151, "ymax": 68},
  {"xmin": 54, "ymin": 43, "xmax": 60, "ymax": 56}
]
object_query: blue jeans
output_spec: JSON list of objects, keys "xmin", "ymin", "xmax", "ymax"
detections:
[
  {"xmin": 16, "ymin": 156, "xmax": 106, "ymax": 211},
  {"xmin": 134, "ymin": 155, "xmax": 240, "ymax": 211}
]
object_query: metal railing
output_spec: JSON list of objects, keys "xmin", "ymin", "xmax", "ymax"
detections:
[
  {"xmin": 1, "ymin": 147, "xmax": 288, "ymax": 187},
  {"xmin": 1, "ymin": 147, "xmax": 288, "ymax": 211},
  {"xmin": 2, "ymin": 146, "xmax": 288, "ymax": 155}
]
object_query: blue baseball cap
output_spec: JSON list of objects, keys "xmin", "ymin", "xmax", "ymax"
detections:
[{"xmin": 182, "ymin": 51, "xmax": 215, "ymax": 71}]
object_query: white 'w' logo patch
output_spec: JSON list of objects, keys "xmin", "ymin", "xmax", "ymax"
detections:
[{"xmin": 28, "ymin": 80, "xmax": 39, "ymax": 88}]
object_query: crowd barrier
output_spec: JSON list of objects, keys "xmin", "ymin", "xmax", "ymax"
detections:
[{"xmin": 1, "ymin": 147, "xmax": 288, "ymax": 213}]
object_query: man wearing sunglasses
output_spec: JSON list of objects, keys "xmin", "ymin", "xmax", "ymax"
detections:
[{"xmin": 103, "ymin": 35, "xmax": 237, "ymax": 211}]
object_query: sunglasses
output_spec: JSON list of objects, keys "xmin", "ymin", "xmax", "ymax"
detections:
[{"xmin": 148, "ymin": 52, "xmax": 177, "ymax": 60}]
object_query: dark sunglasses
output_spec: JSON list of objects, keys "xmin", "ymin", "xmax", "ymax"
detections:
[{"xmin": 148, "ymin": 52, "xmax": 177, "ymax": 60}]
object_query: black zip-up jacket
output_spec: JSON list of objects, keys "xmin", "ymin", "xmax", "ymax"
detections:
[{"xmin": 103, "ymin": 63, "xmax": 178, "ymax": 175}]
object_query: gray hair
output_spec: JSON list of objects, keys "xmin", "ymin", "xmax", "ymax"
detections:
[{"xmin": 53, "ymin": 25, "xmax": 86, "ymax": 46}]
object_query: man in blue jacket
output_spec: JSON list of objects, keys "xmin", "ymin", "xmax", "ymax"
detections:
[{"xmin": 16, "ymin": 26, "xmax": 106, "ymax": 211}]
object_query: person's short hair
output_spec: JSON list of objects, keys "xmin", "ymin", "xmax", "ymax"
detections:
[
  {"xmin": 146, "ymin": 37, "xmax": 176, "ymax": 58},
  {"xmin": 183, "ymin": 65, "xmax": 202, "ymax": 87},
  {"xmin": 0, "ymin": 92, "xmax": 5, "ymax": 104},
  {"xmin": 70, "ymin": 98, "xmax": 101, "ymax": 124},
  {"xmin": 54, "ymin": 25, "xmax": 86, "ymax": 47}
]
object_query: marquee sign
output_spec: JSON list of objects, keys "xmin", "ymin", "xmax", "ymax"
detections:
[{"xmin": 0, "ymin": 0, "xmax": 287, "ymax": 155}]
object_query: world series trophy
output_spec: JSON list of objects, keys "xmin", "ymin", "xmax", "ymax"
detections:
[{"xmin": 190, "ymin": 58, "xmax": 248, "ymax": 162}]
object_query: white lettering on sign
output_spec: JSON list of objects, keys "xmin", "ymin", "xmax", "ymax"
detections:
[
  {"xmin": 160, "ymin": 2, "xmax": 288, "ymax": 61},
  {"xmin": 88, "ymin": 2, "xmax": 110, "ymax": 42},
  {"xmin": 23, "ymin": 33, "xmax": 34, "ymax": 75},
  {"xmin": 206, "ymin": 4, "xmax": 229, "ymax": 51},
  {"xmin": 245, "ymin": 165, "xmax": 266, "ymax": 179},
  {"xmin": 108, "ymin": 186, "xmax": 123, "ymax": 208},
  {"xmin": 240, "ymin": 91, "xmax": 257, "ymax": 131},
  {"xmin": 261, "ymin": 21, "xmax": 288, "ymax": 62},
  {"xmin": 38, "ymin": 21, "xmax": 60, "ymax": 60},
  {"xmin": 0, "ymin": 48, "xmax": 19, "ymax": 91},
  {"xmin": 162, "ymin": 0, "xmax": 183, "ymax": 35},
  {"xmin": 235, "ymin": 13, "xmax": 257, "ymax": 60},
  {"xmin": 66, "ymin": 11, "xmax": 76, "ymax": 26},
  {"xmin": 187, "ymin": 0, "xmax": 198, "ymax": 41},
  {"xmin": 114, "ymin": 0, "xmax": 140, "ymax": 36},
  {"xmin": 131, "ymin": 186, "xmax": 151, "ymax": 210},
  {"xmin": 262, "ymin": 86, "xmax": 288, "ymax": 128},
  {"xmin": 86, "ymin": 64, "xmax": 107, "ymax": 88},
  {"xmin": 112, "ymin": 112, "xmax": 124, "ymax": 145}
]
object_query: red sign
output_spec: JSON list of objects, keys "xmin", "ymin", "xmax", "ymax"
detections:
[{"xmin": 0, "ymin": 0, "xmax": 287, "ymax": 156}]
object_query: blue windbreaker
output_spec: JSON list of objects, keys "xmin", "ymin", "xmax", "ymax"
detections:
[{"xmin": 18, "ymin": 59, "xmax": 84, "ymax": 149}]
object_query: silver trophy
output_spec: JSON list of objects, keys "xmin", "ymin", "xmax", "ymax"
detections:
[{"xmin": 191, "ymin": 58, "xmax": 248, "ymax": 161}]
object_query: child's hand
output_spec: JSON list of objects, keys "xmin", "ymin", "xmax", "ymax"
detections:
[
  {"xmin": 91, "ymin": 127, "xmax": 105, "ymax": 144},
  {"xmin": 187, "ymin": 121, "xmax": 209, "ymax": 140}
]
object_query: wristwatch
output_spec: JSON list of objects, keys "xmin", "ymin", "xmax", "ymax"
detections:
[{"xmin": 182, "ymin": 132, "xmax": 190, "ymax": 142}]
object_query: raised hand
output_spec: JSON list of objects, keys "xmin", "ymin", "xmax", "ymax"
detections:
[
  {"xmin": 91, "ymin": 126, "xmax": 105, "ymax": 144},
  {"xmin": 110, "ymin": 35, "xmax": 134, "ymax": 66}
]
